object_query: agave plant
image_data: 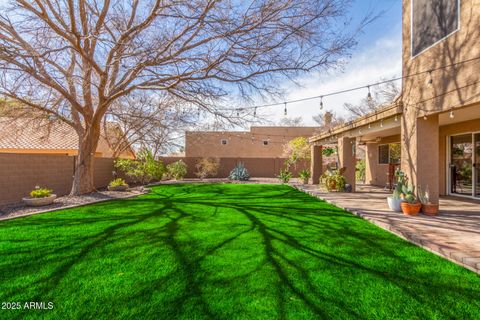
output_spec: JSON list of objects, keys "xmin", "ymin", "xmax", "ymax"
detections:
[{"xmin": 229, "ymin": 162, "xmax": 250, "ymax": 181}]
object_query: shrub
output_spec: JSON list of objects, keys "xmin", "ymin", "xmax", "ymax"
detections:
[
  {"xmin": 114, "ymin": 149, "xmax": 165, "ymax": 184},
  {"xmin": 229, "ymin": 162, "xmax": 250, "ymax": 181},
  {"xmin": 109, "ymin": 178, "xmax": 128, "ymax": 188},
  {"xmin": 320, "ymin": 169, "xmax": 346, "ymax": 192},
  {"xmin": 355, "ymin": 159, "xmax": 365, "ymax": 182},
  {"xmin": 195, "ymin": 158, "xmax": 220, "ymax": 179},
  {"xmin": 299, "ymin": 169, "xmax": 310, "ymax": 180},
  {"xmin": 30, "ymin": 186, "xmax": 53, "ymax": 198},
  {"xmin": 166, "ymin": 160, "xmax": 188, "ymax": 180},
  {"xmin": 278, "ymin": 170, "xmax": 292, "ymax": 183}
]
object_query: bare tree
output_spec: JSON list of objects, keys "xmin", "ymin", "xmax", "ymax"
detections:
[
  {"xmin": 103, "ymin": 93, "xmax": 194, "ymax": 158},
  {"xmin": 278, "ymin": 116, "xmax": 304, "ymax": 127},
  {"xmin": 343, "ymin": 79, "xmax": 400, "ymax": 118},
  {"xmin": 0, "ymin": 0, "xmax": 365, "ymax": 194}
]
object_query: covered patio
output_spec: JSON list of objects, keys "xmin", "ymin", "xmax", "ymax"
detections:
[{"xmin": 297, "ymin": 183, "xmax": 480, "ymax": 273}]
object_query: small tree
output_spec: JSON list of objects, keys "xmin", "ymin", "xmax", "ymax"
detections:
[
  {"xmin": 115, "ymin": 149, "xmax": 165, "ymax": 185},
  {"xmin": 166, "ymin": 160, "xmax": 188, "ymax": 180},
  {"xmin": 283, "ymin": 137, "xmax": 311, "ymax": 171},
  {"xmin": 195, "ymin": 158, "xmax": 220, "ymax": 180}
]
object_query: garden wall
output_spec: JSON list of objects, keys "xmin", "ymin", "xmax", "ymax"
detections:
[
  {"xmin": 0, "ymin": 153, "xmax": 116, "ymax": 206},
  {"xmin": 159, "ymin": 157, "xmax": 310, "ymax": 179},
  {"xmin": 0, "ymin": 154, "xmax": 309, "ymax": 206}
]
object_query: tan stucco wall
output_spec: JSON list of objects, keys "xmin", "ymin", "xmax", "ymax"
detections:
[
  {"xmin": 185, "ymin": 126, "xmax": 319, "ymax": 158},
  {"xmin": 402, "ymin": 0, "xmax": 480, "ymax": 115},
  {"xmin": 365, "ymin": 135, "xmax": 401, "ymax": 187},
  {"xmin": 401, "ymin": 0, "xmax": 480, "ymax": 202}
]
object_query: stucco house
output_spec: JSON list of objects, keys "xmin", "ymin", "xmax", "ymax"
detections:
[
  {"xmin": 309, "ymin": 0, "xmax": 480, "ymax": 203},
  {"xmin": 185, "ymin": 126, "xmax": 320, "ymax": 158}
]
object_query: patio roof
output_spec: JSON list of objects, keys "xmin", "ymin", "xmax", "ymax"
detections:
[{"xmin": 310, "ymin": 99, "xmax": 403, "ymax": 145}]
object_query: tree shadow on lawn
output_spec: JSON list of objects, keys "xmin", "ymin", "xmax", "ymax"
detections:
[{"xmin": 0, "ymin": 184, "xmax": 479, "ymax": 320}]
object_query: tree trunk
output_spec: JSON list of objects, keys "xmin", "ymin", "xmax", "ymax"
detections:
[{"xmin": 70, "ymin": 126, "xmax": 101, "ymax": 195}]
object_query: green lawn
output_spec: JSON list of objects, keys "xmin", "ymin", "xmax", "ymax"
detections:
[{"xmin": 0, "ymin": 184, "xmax": 479, "ymax": 319}]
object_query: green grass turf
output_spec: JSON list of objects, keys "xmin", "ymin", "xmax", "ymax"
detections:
[{"xmin": 0, "ymin": 184, "xmax": 479, "ymax": 320}]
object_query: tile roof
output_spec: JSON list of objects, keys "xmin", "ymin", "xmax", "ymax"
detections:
[{"xmin": 0, "ymin": 118, "xmax": 78, "ymax": 150}]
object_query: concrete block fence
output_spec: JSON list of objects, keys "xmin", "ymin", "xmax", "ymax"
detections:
[{"xmin": 0, "ymin": 153, "xmax": 310, "ymax": 205}]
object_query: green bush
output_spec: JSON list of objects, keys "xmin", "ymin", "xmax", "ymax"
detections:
[
  {"xmin": 30, "ymin": 186, "xmax": 53, "ymax": 198},
  {"xmin": 166, "ymin": 160, "xmax": 188, "ymax": 180},
  {"xmin": 278, "ymin": 170, "xmax": 292, "ymax": 183},
  {"xmin": 320, "ymin": 169, "xmax": 346, "ymax": 192},
  {"xmin": 355, "ymin": 159, "xmax": 365, "ymax": 182},
  {"xmin": 114, "ymin": 149, "xmax": 165, "ymax": 184},
  {"xmin": 109, "ymin": 178, "xmax": 128, "ymax": 188},
  {"xmin": 229, "ymin": 162, "xmax": 250, "ymax": 181},
  {"xmin": 299, "ymin": 169, "xmax": 310, "ymax": 180}
]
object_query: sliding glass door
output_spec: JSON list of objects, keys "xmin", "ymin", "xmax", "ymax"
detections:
[
  {"xmin": 450, "ymin": 132, "xmax": 480, "ymax": 198},
  {"xmin": 475, "ymin": 133, "xmax": 480, "ymax": 198}
]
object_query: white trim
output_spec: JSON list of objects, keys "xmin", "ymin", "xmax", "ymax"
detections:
[{"xmin": 410, "ymin": 0, "xmax": 461, "ymax": 59}]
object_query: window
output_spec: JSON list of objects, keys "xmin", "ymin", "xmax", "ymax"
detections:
[
  {"xmin": 411, "ymin": 0, "xmax": 459, "ymax": 57},
  {"xmin": 378, "ymin": 143, "xmax": 401, "ymax": 164},
  {"xmin": 221, "ymin": 139, "xmax": 227, "ymax": 145},
  {"xmin": 379, "ymin": 145, "xmax": 389, "ymax": 164},
  {"xmin": 263, "ymin": 140, "xmax": 269, "ymax": 146}
]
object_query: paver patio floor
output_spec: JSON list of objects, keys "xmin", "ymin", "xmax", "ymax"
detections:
[{"xmin": 296, "ymin": 184, "xmax": 480, "ymax": 273}]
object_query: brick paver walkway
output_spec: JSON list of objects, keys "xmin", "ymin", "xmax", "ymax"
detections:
[{"xmin": 295, "ymin": 184, "xmax": 480, "ymax": 274}]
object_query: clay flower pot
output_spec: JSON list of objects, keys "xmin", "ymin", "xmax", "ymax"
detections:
[
  {"xmin": 422, "ymin": 203, "xmax": 439, "ymax": 216},
  {"xmin": 400, "ymin": 202, "xmax": 422, "ymax": 216}
]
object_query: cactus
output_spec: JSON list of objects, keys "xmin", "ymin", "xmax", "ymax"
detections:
[{"xmin": 229, "ymin": 162, "xmax": 250, "ymax": 181}]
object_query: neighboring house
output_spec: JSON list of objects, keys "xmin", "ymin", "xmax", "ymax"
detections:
[
  {"xmin": 185, "ymin": 126, "xmax": 320, "ymax": 158},
  {"xmin": 0, "ymin": 118, "xmax": 135, "ymax": 159},
  {"xmin": 309, "ymin": 0, "xmax": 480, "ymax": 203}
]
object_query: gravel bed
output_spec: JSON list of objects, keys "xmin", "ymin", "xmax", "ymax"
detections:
[{"xmin": 0, "ymin": 186, "xmax": 149, "ymax": 220}]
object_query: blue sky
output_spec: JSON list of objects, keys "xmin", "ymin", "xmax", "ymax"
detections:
[{"xmin": 261, "ymin": 0, "xmax": 403, "ymax": 125}]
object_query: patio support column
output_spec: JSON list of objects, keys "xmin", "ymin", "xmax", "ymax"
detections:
[
  {"xmin": 310, "ymin": 145, "xmax": 322, "ymax": 184},
  {"xmin": 338, "ymin": 137, "xmax": 356, "ymax": 191},
  {"xmin": 401, "ymin": 113, "xmax": 439, "ymax": 203},
  {"xmin": 365, "ymin": 142, "xmax": 379, "ymax": 185}
]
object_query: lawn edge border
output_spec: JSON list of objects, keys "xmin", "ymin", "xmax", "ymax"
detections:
[
  {"xmin": 0, "ymin": 191, "xmax": 147, "ymax": 222},
  {"xmin": 292, "ymin": 185, "xmax": 479, "ymax": 274}
]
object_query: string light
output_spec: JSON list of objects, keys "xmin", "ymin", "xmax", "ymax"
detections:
[
  {"xmin": 368, "ymin": 123, "xmax": 371, "ymax": 129},
  {"xmin": 253, "ymin": 107, "xmax": 257, "ymax": 117},
  {"xmin": 394, "ymin": 115, "xmax": 398, "ymax": 122},
  {"xmin": 236, "ymin": 108, "xmax": 239, "ymax": 117},
  {"xmin": 380, "ymin": 119, "xmax": 384, "ymax": 128},
  {"xmin": 319, "ymin": 96, "xmax": 324, "ymax": 110},
  {"xmin": 367, "ymin": 86, "xmax": 372, "ymax": 102},
  {"xmin": 284, "ymin": 102, "xmax": 287, "ymax": 116},
  {"xmin": 423, "ymin": 114, "xmax": 428, "ymax": 120},
  {"xmin": 449, "ymin": 108, "xmax": 455, "ymax": 119}
]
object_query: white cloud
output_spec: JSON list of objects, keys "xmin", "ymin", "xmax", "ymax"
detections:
[{"xmin": 259, "ymin": 28, "xmax": 402, "ymax": 125}]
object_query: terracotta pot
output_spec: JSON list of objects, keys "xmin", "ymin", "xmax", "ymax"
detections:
[
  {"xmin": 400, "ymin": 202, "xmax": 422, "ymax": 216},
  {"xmin": 422, "ymin": 203, "xmax": 439, "ymax": 216},
  {"xmin": 327, "ymin": 180, "xmax": 336, "ymax": 191}
]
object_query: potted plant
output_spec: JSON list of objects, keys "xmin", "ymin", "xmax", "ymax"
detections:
[
  {"xmin": 299, "ymin": 169, "xmax": 310, "ymax": 184},
  {"xmin": 108, "ymin": 178, "xmax": 129, "ymax": 191},
  {"xmin": 418, "ymin": 185, "xmax": 439, "ymax": 216},
  {"xmin": 320, "ymin": 168, "xmax": 346, "ymax": 192},
  {"xmin": 400, "ymin": 184, "xmax": 422, "ymax": 215},
  {"xmin": 387, "ymin": 170, "xmax": 406, "ymax": 212},
  {"xmin": 23, "ymin": 186, "xmax": 56, "ymax": 207}
]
